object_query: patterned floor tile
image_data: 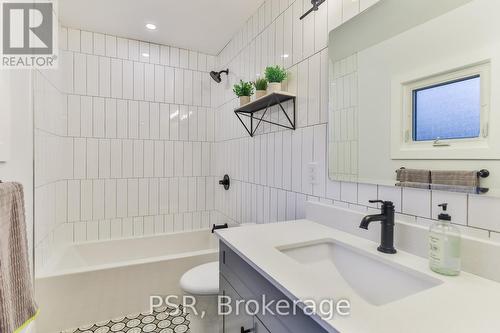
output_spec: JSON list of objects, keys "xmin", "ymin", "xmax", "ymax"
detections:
[{"xmin": 64, "ymin": 306, "xmax": 190, "ymax": 333}]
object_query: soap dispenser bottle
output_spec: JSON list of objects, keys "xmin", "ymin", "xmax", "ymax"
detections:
[{"xmin": 429, "ymin": 203, "xmax": 461, "ymax": 276}]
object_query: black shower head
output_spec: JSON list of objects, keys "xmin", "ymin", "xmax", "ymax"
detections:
[
  {"xmin": 210, "ymin": 71, "xmax": 221, "ymax": 83},
  {"xmin": 210, "ymin": 69, "xmax": 229, "ymax": 83}
]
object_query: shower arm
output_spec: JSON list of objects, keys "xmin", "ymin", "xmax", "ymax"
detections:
[{"xmin": 300, "ymin": 0, "xmax": 326, "ymax": 20}]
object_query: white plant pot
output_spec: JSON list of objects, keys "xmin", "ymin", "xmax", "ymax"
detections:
[
  {"xmin": 267, "ymin": 82, "xmax": 282, "ymax": 93},
  {"xmin": 239, "ymin": 96, "xmax": 251, "ymax": 106},
  {"xmin": 255, "ymin": 90, "xmax": 266, "ymax": 99}
]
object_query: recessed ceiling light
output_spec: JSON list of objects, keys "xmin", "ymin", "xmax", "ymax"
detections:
[
  {"xmin": 145, "ymin": 23, "xmax": 157, "ymax": 30},
  {"xmin": 281, "ymin": 54, "xmax": 290, "ymax": 58},
  {"xmin": 142, "ymin": 53, "xmax": 150, "ymax": 58}
]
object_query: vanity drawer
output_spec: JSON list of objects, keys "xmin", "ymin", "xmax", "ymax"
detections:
[
  {"xmin": 219, "ymin": 241, "xmax": 334, "ymax": 333},
  {"xmin": 220, "ymin": 276, "xmax": 254, "ymax": 333}
]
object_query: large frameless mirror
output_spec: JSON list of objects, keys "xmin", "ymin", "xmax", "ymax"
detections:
[{"xmin": 328, "ymin": 0, "xmax": 500, "ymax": 195}]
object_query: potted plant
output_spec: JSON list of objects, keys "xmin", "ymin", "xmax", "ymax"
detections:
[
  {"xmin": 253, "ymin": 78, "xmax": 268, "ymax": 99},
  {"xmin": 264, "ymin": 65, "xmax": 288, "ymax": 93},
  {"xmin": 233, "ymin": 80, "xmax": 255, "ymax": 106}
]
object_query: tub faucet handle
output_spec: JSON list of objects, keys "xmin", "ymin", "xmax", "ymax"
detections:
[{"xmin": 211, "ymin": 223, "xmax": 229, "ymax": 233}]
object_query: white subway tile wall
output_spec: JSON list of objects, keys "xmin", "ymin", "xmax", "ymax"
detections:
[
  {"xmin": 330, "ymin": 53, "xmax": 358, "ymax": 181},
  {"xmin": 34, "ymin": 27, "xmax": 219, "ymax": 273},
  {"xmin": 212, "ymin": 0, "xmax": 500, "ymax": 241},
  {"xmin": 34, "ymin": 0, "xmax": 500, "ymax": 272}
]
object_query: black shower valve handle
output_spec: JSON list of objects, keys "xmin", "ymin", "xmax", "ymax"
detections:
[{"xmin": 219, "ymin": 174, "xmax": 230, "ymax": 190}]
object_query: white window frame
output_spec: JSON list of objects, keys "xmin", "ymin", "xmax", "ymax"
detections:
[{"xmin": 391, "ymin": 61, "xmax": 494, "ymax": 160}]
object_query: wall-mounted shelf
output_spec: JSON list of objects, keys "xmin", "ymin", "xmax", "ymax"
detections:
[{"xmin": 234, "ymin": 92, "xmax": 296, "ymax": 137}]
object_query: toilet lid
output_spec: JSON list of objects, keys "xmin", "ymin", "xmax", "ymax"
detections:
[{"xmin": 180, "ymin": 261, "xmax": 219, "ymax": 295}]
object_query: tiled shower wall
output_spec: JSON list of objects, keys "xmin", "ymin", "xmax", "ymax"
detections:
[
  {"xmin": 213, "ymin": 0, "xmax": 500, "ymax": 241},
  {"xmin": 34, "ymin": 60, "xmax": 70, "ymax": 272},
  {"xmin": 35, "ymin": 27, "xmax": 221, "ymax": 272},
  {"xmin": 329, "ymin": 54, "xmax": 359, "ymax": 181}
]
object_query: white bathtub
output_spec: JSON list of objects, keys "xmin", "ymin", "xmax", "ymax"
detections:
[{"xmin": 35, "ymin": 230, "xmax": 219, "ymax": 333}]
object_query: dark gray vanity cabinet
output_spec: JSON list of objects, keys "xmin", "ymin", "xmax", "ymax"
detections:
[
  {"xmin": 219, "ymin": 241, "xmax": 334, "ymax": 333},
  {"xmin": 220, "ymin": 276, "xmax": 268, "ymax": 333}
]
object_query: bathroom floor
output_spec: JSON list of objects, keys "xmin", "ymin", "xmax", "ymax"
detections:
[{"xmin": 63, "ymin": 306, "xmax": 190, "ymax": 333}]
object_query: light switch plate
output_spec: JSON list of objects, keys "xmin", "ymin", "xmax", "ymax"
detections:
[{"xmin": 308, "ymin": 162, "xmax": 318, "ymax": 185}]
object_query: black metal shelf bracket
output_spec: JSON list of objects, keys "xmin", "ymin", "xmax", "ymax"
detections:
[{"xmin": 234, "ymin": 92, "xmax": 296, "ymax": 137}]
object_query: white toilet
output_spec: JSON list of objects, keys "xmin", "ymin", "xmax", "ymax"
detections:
[{"xmin": 180, "ymin": 261, "xmax": 220, "ymax": 333}]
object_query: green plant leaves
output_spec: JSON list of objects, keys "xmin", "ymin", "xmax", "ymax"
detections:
[
  {"xmin": 233, "ymin": 80, "xmax": 255, "ymax": 97},
  {"xmin": 253, "ymin": 78, "xmax": 268, "ymax": 90},
  {"xmin": 265, "ymin": 65, "xmax": 287, "ymax": 83}
]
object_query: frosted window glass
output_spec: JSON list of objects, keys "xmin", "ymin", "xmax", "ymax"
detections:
[{"xmin": 413, "ymin": 76, "xmax": 481, "ymax": 141}]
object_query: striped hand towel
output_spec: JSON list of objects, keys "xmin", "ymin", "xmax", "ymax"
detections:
[{"xmin": 0, "ymin": 182, "xmax": 38, "ymax": 333}]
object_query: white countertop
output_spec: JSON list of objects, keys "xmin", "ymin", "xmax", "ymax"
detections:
[{"xmin": 216, "ymin": 220, "xmax": 500, "ymax": 333}]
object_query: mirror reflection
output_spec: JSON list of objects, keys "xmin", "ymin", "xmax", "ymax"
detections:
[{"xmin": 328, "ymin": 0, "xmax": 500, "ymax": 195}]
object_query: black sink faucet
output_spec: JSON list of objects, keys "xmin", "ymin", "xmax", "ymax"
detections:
[{"xmin": 359, "ymin": 200, "xmax": 397, "ymax": 254}]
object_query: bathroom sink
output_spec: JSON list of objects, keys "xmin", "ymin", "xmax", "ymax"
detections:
[{"xmin": 278, "ymin": 240, "xmax": 442, "ymax": 306}]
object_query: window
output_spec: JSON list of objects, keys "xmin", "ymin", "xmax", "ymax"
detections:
[
  {"xmin": 401, "ymin": 62, "xmax": 490, "ymax": 146},
  {"xmin": 412, "ymin": 75, "xmax": 481, "ymax": 142},
  {"xmin": 391, "ymin": 61, "xmax": 495, "ymax": 160}
]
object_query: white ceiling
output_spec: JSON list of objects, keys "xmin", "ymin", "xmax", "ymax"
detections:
[{"xmin": 59, "ymin": 0, "xmax": 264, "ymax": 55}]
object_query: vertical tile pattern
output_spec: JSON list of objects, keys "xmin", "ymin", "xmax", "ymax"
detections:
[
  {"xmin": 330, "ymin": 53, "xmax": 358, "ymax": 181},
  {"xmin": 35, "ymin": 0, "xmax": 500, "ymax": 272},
  {"xmin": 34, "ymin": 27, "xmax": 219, "ymax": 274},
  {"xmin": 211, "ymin": 0, "xmax": 500, "ymax": 242}
]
